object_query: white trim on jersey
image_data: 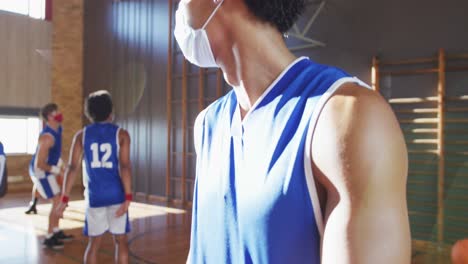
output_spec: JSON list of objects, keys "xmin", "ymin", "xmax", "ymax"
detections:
[
  {"xmin": 116, "ymin": 127, "xmax": 121, "ymax": 178},
  {"xmin": 116, "ymin": 128, "xmax": 121, "ymax": 160},
  {"xmin": 193, "ymin": 109, "xmax": 208, "ymax": 156},
  {"xmin": 82, "ymin": 127, "xmax": 89, "ymax": 190},
  {"xmin": 304, "ymin": 76, "xmax": 371, "ymax": 238},
  {"xmin": 41, "ymin": 132, "xmax": 56, "ymax": 164},
  {"xmin": 82, "ymin": 127, "xmax": 87, "ymax": 152},
  {"xmin": 33, "ymin": 146, "xmax": 47, "ymax": 179},
  {"xmin": 241, "ymin": 56, "xmax": 308, "ymax": 122}
]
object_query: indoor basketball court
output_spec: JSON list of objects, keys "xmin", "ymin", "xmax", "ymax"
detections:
[{"xmin": 1, "ymin": 0, "xmax": 468, "ymax": 263}]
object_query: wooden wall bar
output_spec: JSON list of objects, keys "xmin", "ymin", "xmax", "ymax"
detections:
[
  {"xmin": 166, "ymin": 0, "xmax": 174, "ymax": 200},
  {"xmin": 181, "ymin": 58, "xmax": 188, "ymax": 204},
  {"xmin": 165, "ymin": 1, "xmax": 228, "ymax": 205},
  {"xmin": 375, "ymin": 49, "xmax": 468, "ymax": 248},
  {"xmin": 372, "ymin": 56, "xmax": 380, "ymax": 92},
  {"xmin": 436, "ymin": 48, "xmax": 446, "ymax": 244}
]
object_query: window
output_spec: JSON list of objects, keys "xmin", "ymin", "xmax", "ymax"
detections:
[
  {"xmin": 0, "ymin": 0, "xmax": 46, "ymax": 19},
  {"xmin": 0, "ymin": 116, "xmax": 42, "ymax": 155}
]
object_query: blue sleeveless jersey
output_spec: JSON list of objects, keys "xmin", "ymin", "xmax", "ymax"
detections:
[
  {"xmin": 189, "ymin": 57, "xmax": 368, "ymax": 263},
  {"xmin": 30, "ymin": 125, "xmax": 62, "ymax": 173},
  {"xmin": 0, "ymin": 142, "xmax": 4, "ymax": 156},
  {"xmin": 82, "ymin": 123, "xmax": 124, "ymax": 208}
]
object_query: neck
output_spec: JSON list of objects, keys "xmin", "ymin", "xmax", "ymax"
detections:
[
  {"xmin": 214, "ymin": 18, "xmax": 296, "ymax": 118},
  {"xmin": 47, "ymin": 122, "xmax": 60, "ymax": 131},
  {"xmin": 96, "ymin": 116, "xmax": 113, "ymax": 123}
]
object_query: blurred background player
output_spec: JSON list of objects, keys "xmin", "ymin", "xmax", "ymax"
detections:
[
  {"xmin": 29, "ymin": 103, "xmax": 73, "ymax": 249},
  {"xmin": 57, "ymin": 91, "xmax": 133, "ymax": 264},
  {"xmin": 0, "ymin": 141, "xmax": 7, "ymax": 198}
]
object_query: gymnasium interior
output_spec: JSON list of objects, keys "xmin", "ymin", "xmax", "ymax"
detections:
[{"xmin": 0, "ymin": 0, "xmax": 467, "ymax": 263}]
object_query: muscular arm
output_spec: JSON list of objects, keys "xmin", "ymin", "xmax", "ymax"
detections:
[
  {"xmin": 114, "ymin": 129, "xmax": 132, "ymax": 217},
  {"xmin": 36, "ymin": 134, "xmax": 56, "ymax": 172},
  {"xmin": 62, "ymin": 130, "xmax": 83, "ymax": 197},
  {"xmin": 312, "ymin": 84, "xmax": 411, "ymax": 264},
  {"xmin": 119, "ymin": 129, "xmax": 132, "ymax": 195}
]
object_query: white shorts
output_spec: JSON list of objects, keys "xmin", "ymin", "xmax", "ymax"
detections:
[
  {"xmin": 84, "ymin": 204, "xmax": 130, "ymax": 237},
  {"xmin": 29, "ymin": 167, "xmax": 60, "ymax": 199}
]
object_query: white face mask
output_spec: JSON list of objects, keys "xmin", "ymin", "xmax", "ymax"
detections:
[{"xmin": 174, "ymin": 0, "xmax": 224, "ymax": 68}]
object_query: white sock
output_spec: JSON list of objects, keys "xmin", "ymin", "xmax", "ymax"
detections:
[
  {"xmin": 53, "ymin": 227, "xmax": 60, "ymax": 234},
  {"xmin": 46, "ymin": 233, "xmax": 54, "ymax": 239}
]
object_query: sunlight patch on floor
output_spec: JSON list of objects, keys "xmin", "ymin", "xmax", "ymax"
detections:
[{"xmin": 0, "ymin": 200, "xmax": 186, "ymax": 236}]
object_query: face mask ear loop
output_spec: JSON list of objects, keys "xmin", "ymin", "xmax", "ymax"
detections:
[{"xmin": 201, "ymin": 0, "xmax": 225, "ymax": 29}]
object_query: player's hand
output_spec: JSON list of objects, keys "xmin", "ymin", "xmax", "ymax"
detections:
[
  {"xmin": 115, "ymin": 200, "xmax": 130, "ymax": 217},
  {"xmin": 56, "ymin": 202, "xmax": 67, "ymax": 218},
  {"xmin": 58, "ymin": 166, "xmax": 66, "ymax": 178}
]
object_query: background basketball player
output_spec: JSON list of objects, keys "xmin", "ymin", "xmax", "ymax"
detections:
[
  {"xmin": 29, "ymin": 103, "xmax": 73, "ymax": 249},
  {"xmin": 57, "ymin": 91, "xmax": 132, "ymax": 264}
]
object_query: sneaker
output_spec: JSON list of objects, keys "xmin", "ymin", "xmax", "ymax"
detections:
[
  {"xmin": 24, "ymin": 206, "xmax": 37, "ymax": 215},
  {"xmin": 54, "ymin": 230, "xmax": 74, "ymax": 242},
  {"xmin": 43, "ymin": 234, "xmax": 64, "ymax": 250}
]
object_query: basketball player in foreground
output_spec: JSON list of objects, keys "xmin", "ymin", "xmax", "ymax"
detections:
[
  {"xmin": 175, "ymin": 0, "xmax": 411, "ymax": 263},
  {"xmin": 57, "ymin": 91, "xmax": 132, "ymax": 264}
]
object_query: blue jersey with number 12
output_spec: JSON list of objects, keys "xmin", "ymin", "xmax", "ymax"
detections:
[{"xmin": 83, "ymin": 123, "xmax": 124, "ymax": 208}]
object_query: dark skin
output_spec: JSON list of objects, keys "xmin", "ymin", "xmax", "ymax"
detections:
[{"xmin": 57, "ymin": 116, "xmax": 132, "ymax": 264}]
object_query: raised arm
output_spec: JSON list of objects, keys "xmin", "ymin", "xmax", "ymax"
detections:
[
  {"xmin": 115, "ymin": 129, "xmax": 132, "ymax": 217},
  {"xmin": 312, "ymin": 84, "xmax": 411, "ymax": 264}
]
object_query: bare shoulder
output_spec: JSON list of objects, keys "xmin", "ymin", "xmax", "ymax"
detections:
[
  {"xmin": 316, "ymin": 82, "xmax": 412, "ymax": 263},
  {"xmin": 327, "ymin": 82, "xmax": 393, "ymax": 119},
  {"xmin": 73, "ymin": 129, "xmax": 84, "ymax": 144},
  {"xmin": 74, "ymin": 129, "xmax": 84, "ymax": 138},
  {"xmin": 317, "ymin": 82, "xmax": 400, "ymax": 139},
  {"xmin": 39, "ymin": 133, "xmax": 55, "ymax": 147},
  {"xmin": 312, "ymin": 82, "xmax": 407, "ymax": 190},
  {"xmin": 118, "ymin": 128, "xmax": 130, "ymax": 142}
]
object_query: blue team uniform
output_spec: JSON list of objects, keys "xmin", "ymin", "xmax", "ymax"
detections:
[
  {"xmin": 0, "ymin": 142, "xmax": 4, "ymax": 156},
  {"xmin": 82, "ymin": 122, "xmax": 130, "ymax": 236},
  {"xmin": 0, "ymin": 142, "xmax": 7, "ymax": 197},
  {"xmin": 29, "ymin": 125, "xmax": 62, "ymax": 199},
  {"xmin": 189, "ymin": 57, "xmax": 369, "ymax": 263}
]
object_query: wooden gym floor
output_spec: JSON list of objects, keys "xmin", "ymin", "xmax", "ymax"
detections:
[
  {"xmin": 0, "ymin": 191, "xmax": 191, "ymax": 264},
  {"xmin": 0, "ymin": 192, "xmax": 452, "ymax": 264}
]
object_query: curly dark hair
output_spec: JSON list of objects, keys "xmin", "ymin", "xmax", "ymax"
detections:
[
  {"xmin": 85, "ymin": 90, "xmax": 113, "ymax": 122},
  {"xmin": 243, "ymin": 0, "xmax": 306, "ymax": 33}
]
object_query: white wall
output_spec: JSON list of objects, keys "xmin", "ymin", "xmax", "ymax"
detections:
[{"xmin": 0, "ymin": 10, "xmax": 51, "ymax": 109}]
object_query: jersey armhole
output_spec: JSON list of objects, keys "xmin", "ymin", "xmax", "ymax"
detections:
[
  {"xmin": 303, "ymin": 76, "xmax": 370, "ymax": 238},
  {"xmin": 42, "ymin": 132, "xmax": 56, "ymax": 146},
  {"xmin": 82, "ymin": 127, "xmax": 87, "ymax": 157},
  {"xmin": 0, "ymin": 155, "xmax": 6, "ymax": 178},
  {"xmin": 194, "ymin": 109, "xmax": 208, "ymax": 155},
  {"xmin": 116, "ymin": 127, "xmax": 122, "ymax": 160}
]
